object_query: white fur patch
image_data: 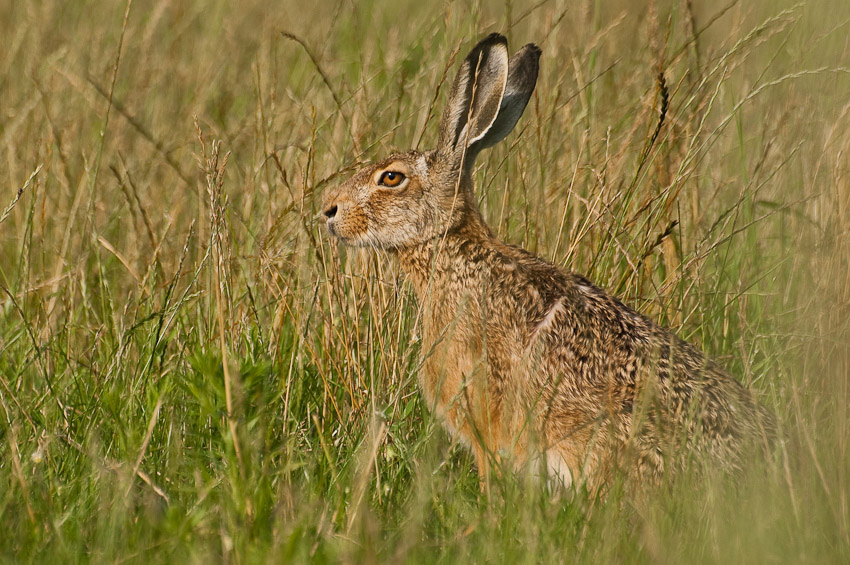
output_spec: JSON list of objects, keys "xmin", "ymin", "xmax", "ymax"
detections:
[
  {"xmin": 546, "ymin": 451, "xmax": 573, "ymax": 488},
  {"xmin": 532, "ymin": 298, "xmax": 564, "ymax": 337},
  {"xmin": 415, "ymin": 153, "xmax": 428, "ymax": 174}
]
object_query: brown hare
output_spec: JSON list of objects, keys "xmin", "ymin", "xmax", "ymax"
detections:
[{"xmin": 321, "ymin": 33, "xmax": 775, "ymax": 490}]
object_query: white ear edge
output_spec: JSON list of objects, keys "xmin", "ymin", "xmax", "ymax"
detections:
[
  {"xmin": 464, "ymin": 45, "xmax": 510, "ymax": 147},
  {"xmin": 437, "ymin": 33, "xmax": 510, "ymax": 158}
]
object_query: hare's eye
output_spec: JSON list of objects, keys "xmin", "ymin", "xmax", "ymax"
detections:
[{"xmin": 378, "ymin": 171, "xmax": 406, "ymax": 188}]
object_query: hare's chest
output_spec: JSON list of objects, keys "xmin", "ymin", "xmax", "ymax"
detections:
[{"xmin": 418, "ymin": 319, "xmax": 488, "ymax": 440}]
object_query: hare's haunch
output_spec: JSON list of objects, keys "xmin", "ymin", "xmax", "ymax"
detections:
[{"xmin": 322, "ymin": 33, "xmax": 775, "ymax": 489}]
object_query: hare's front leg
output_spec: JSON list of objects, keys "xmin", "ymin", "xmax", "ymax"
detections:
[
  {"xmin": 469, "ymin": 397, "xmax": 506, "ymax": 496},
  {"xmin": 473, "ymin": 443, "xmax": 490, "ymax": 494},
  {"xmin": 473, "ymin": 441, "xmax": 504, "ymax": 496}
]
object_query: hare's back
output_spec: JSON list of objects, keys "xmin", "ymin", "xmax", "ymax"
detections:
[{"xmin": 518, "ymin": 261, "xmax": 770, "ymax": 459}]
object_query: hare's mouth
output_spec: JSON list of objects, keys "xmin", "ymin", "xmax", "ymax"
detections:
[
  {"xmin": 325, "ymin": 220, "xmax": 337, "ymax": 237},
  {"xmin": 326, "ymin": 223, "xmax": 349, "ymax": 244},
  {"xmin": 325, "ymin": 220, "xmax": 358, "ymax": 246}
]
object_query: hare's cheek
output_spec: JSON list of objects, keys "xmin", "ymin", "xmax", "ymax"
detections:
[{"xmin": 368, "ymin": 190, "xmax": 397, "ymax": 217}]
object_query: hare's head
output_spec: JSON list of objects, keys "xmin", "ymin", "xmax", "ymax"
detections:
[{"xmin": 322, "ymin": 34, "xmax": 540, "ymax": 249}]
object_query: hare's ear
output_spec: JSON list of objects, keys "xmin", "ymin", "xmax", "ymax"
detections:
[
  {"xmin": 475, "ymin": 43, "xmax": 540, "ymax": 151},
  {"xmin": 436, "ymin": 35, "xmax": 541, "ymax": 174},
  {"xmin": 436, "ymin": 33, "xmax": 510, "ymax": 167}
]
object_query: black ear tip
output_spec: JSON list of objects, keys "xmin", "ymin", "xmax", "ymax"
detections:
[
  {"xmin": 521, "ymin": 43, "xmax": 542, "ymax": 60},
  {"xmin": 476, "ymin": 32, "xmax": 508, "ymax": 50}
]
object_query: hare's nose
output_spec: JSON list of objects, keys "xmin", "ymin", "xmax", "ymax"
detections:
[{"xmin": 323, "ymin": 203, "xmax": 338, "ymax": 219}]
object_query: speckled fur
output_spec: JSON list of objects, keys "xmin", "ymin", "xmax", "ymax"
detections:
[{"xmin": 322, "ymin": 34, "xmax": 775, "ymax": 489}]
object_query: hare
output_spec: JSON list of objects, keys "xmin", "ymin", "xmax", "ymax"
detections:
[{"xmin": 321, "ymin": 33, "xmax": 775, "ymax": 490}]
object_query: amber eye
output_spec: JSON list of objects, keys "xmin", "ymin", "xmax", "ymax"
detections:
[{"xmin": 378, "ymin": 170, "xmax": 406, "ymax": 188}]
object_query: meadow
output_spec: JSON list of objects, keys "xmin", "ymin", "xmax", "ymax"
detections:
[{"xmin": 1, "ymin": 0, "xmax": 849, "ymax": 562}]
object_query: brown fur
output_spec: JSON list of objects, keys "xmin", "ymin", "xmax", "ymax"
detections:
[{"xmin": 321, "ymin": 34, "xmax": 775, "ymax": 490}]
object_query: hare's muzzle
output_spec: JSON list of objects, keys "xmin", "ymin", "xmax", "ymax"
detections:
[{"xmin": 321, "ymin": 202, "xmax": 338, "ymax": 236}]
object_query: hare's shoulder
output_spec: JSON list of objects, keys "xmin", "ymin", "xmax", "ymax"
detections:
[
  {"xmin": 488, "ymin": 240, "xmax": 656, "ymax": 341},
  {"xmin": 493, "ymin": 240, "xmax": 740, "ymax": 382}
]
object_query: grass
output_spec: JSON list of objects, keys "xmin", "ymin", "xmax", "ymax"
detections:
[{"xmin": 1, "ymin": 0, "xmax": 849, "ymax": 562}]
